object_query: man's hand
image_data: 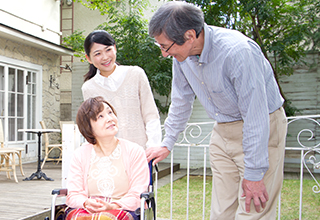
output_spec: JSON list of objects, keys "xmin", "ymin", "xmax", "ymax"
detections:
[
  {"xmin": 145, "ymin": 146, "xmax": 170, "ymax": 165},
  {"xmin": 241, "ymin": 178, "xmax": 269, "ymax": 213}
]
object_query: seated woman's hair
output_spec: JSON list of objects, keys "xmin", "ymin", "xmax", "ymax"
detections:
[{"xmin": 76, "ymin": 96, "xmax": 117, "ymax": 145}]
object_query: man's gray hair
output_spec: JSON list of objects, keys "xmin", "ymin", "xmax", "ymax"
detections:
[{"xmin": 149, "ymin": 1, "xmax": 204, "ymax": 45}]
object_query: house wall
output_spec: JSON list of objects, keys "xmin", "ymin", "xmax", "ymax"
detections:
[
  {"xmin": 279, "ymin": 52, "xmax": 320, "ymax": 116},
  {"xmin": 0, "ymin": 36, "xmax": 62, "ymax": 162},
  {"xmin": 0, "ymin": 36, "xmax": 62, "ymax": 121},
  {"xmin": 71, "ymin": 62, "xmax": 89, "ymax": 121},
  {"xmin": 0, "ymin": 0, "xmax": 61, "ymax": 44},
  {"xmin": 279, "ymin": 52, "xmax": 320, "ymax": 170},
  {"xmin": 73, "ymin": 0, "xmax": 164, "ymax": 38},
  {"xmin": 0, "ymin": 1, "xmax": 74, "ymax": 162}
]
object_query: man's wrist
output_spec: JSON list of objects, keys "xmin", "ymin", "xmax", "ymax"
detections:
[
  {"xmin": 160, "ymin": 143, "xmax": 173, "ymax": 151},
  {"xmin": 161, "ymin": 136, "xmax": 176, "ymax": 151},
  {"xmin": 244, "ymin": 167, "xmax": 268, "ymax": 181},
  {"xmin": 160, "ymin": 146, "xmax": 169, "ymax": 150}
]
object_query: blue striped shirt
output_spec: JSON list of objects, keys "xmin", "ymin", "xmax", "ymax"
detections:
[{"xmin": 162, "ymin": 24, "xmax": 284, "ymax": 180}]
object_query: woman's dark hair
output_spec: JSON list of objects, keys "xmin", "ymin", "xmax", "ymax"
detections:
[
  {"xmin": 76, "ymin": 96, "xmax": 117, "ymax": 145},
  {"xmin": 149, "ymin": 1, "xmax": 204, "ymax": 45},
  {"xmin": 83, "ymin": 30, "xmax": 116, "ymax": 82}
]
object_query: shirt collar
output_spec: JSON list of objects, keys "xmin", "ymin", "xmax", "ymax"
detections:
[
  {"xmin": 198, "ymin": 23, "xmax": 211, "ymax": 64},
  {"xmin": 93, "ymin": 64, "xmax": 119, "ymax": 86},
  {"xmin": 185, "ymin": 23, "xmax": 210, "ymax": 64}
]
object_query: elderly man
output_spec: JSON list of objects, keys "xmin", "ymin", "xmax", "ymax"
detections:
[{"xmin": 146, "ymin": 1, "xmax": 287, "ymax": 219}]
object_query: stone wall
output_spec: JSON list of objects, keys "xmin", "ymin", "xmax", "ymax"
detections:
[{"xmin": 0, "ymin": 36, "xmax": 62, "ymax": 149}]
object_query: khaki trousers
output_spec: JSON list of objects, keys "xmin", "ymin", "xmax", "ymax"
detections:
[{"xmin": 209, "ymin": 107, "xmax": 287, "ymax": 220}]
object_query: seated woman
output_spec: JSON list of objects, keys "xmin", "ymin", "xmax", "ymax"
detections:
[{"xmin": 65, "ymin": 96, "xmax": 149, "ymax": 220}]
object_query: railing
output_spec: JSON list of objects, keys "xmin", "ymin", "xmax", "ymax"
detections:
[
  {"xmin": 61, "ymin": 115, "xmax": 320, "ymax": 220},
  {"xmin": 278, "ymin": 115, "xmax": 320, "ymax": 220},
  {"xmin": 158, "ymin": 115, "xmax": 320, "ymax": 220},
  {"xmin": 157, "ymin": 122, "xmax": 214, "ymax": 220}
]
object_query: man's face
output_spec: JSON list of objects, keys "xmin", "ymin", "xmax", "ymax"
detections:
[{"xmin": 154, "ymin": 33, "xmax": 192, "ymax": 62}]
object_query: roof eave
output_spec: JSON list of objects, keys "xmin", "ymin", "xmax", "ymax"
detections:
[{"xmin": 0, "ymin": 23, "xmax": 74, "ymax": 56}]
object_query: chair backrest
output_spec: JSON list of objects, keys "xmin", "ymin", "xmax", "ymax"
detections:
[
  {"xmin": 0, "ymin": 119, "xmax": 4, "ymax": 148},
  {"xmin": 61, "ymin": 123, "xmax": 80, "ymax": 188},
  {"xmin": 59, "ymin": 121, "xmax": 74, "ymax": 133},
  {"xmin": 39, "ymin": 121, "xmax": 49, "ymax": 147}
]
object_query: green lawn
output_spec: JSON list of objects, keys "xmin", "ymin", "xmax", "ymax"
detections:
[
  {"xmin": 279, "ymin": 179, "xmax": 320, "ymax": 220},
  {"xmin": 156, "ymin": 176, "xmax": 320, "ymax": 220}
]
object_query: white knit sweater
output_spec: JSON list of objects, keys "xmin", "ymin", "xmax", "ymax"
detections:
[{"xmin": 81, "ymin": 65, "xmax": 161, "ymax": 149}]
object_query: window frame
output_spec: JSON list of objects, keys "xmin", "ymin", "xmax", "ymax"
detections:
[{"xmin": 0, "ymin": 55, "xmax": 42, "ymax": 150}]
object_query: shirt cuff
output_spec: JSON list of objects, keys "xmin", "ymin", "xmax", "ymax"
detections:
[
  {"xmin": 161, "ymin": 136, "xmax": 176, "ymax": 151},
  {"xmin": 244, "ymin": 167, "xmax": 268, "ymax": 181},
  {"xmin": 145, "ymin": 119, "xmax": 162, "ymax": 148}
]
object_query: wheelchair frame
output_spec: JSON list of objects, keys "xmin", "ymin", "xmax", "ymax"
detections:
[{"xmin": 47, "ymin": 162, "xmax": 157, "ymax": 220}]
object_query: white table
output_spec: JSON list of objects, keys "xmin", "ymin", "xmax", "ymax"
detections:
[{"xmin": 18, "ymin": 128, "xmax": 60, "ymax": 181}]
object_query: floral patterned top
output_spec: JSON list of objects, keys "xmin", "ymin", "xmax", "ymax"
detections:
[{"xmin": 87, "ymin": 144, "xmax": 129, "ymax": 203}]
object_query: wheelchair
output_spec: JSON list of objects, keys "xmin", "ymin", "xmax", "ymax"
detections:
[{"xmin": 45, "ymin": 161, "xmax": 157, "ymax": 220}]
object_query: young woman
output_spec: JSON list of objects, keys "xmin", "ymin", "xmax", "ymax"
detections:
[
  {"xmin": 81, "ymin": 30, "xmax": 162, "ymax": 150},
  {"xmin": 66, "ymin": 96, "xmax": 149, "ymax": 220}
]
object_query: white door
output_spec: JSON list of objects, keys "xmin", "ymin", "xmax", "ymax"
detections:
[{"xmin": 0, "ymin": 56, "xmax": 42, "ymax": 161}]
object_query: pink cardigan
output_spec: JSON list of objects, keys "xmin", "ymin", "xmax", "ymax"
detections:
[{"xmin": 66, "ymin": 138, "xmax": 149, "ymax": 211}]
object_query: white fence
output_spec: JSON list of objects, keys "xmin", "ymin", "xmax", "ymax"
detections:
[
  {"xmin": 279, "ymin": 115, "xmax": 320, "ymax": 220},
  {"xmin": 62, "ymin": 115, "xmax": 320, "ymax": 220},
  {"xmin": 159, "ymin": 115, "xmax": 320, "ymax": 220}
]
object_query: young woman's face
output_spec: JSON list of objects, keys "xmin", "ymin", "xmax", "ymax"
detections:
[
  {"xmin": 86, "ymin": 43, "xmax": 117, "ymax": 77},
  {"xmin": 90, "ymin": 103, "xmax": 118, "ymax": 139}
]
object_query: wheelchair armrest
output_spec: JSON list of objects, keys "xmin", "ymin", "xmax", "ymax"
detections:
[
  {"xmin": 52, "ymin": 188, "xmax": 68, "ymax": 197},
  {"xmin": 140, "ymin": 191, "xmax": 154, "ymax": 200},
  {"xmin": 50, "ymin": 189, "xmax": 68, "ymax": 220}
]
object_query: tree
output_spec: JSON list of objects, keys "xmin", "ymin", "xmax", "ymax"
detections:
[
  {"xmin": 185, "ymin": 0, "xmax": 320, "ymax": 116},
  {"xmin": 62, "ymin": 0, "xmax": 172, "ymax": 114}
]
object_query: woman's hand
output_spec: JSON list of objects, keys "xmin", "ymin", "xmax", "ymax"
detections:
[{"xmin": 84, "ymin": 198, "xmax": 120, "ymax": 213}]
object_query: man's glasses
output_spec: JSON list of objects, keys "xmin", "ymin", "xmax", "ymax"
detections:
[{"xmin": 154, "ymin": 41, "xmax": 176, "ymax": 53}]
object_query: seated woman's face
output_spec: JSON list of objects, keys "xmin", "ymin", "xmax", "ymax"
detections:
[{"xmin": 90, "ymin": 103, "xmax": 118, "ymax": 139}]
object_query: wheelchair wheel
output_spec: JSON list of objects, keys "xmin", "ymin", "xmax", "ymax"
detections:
[{"xmin": 55, "ymin": 204, "xmax": 67, "ymax": 220}]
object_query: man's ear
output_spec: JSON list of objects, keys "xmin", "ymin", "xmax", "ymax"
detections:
[
  {"xmin": 85, "ymin": 54, "xmax": 93, "ymax": 64},
  {"xmin": 184, "ymin": 29, "xmax": 196, "ymax": 42}
]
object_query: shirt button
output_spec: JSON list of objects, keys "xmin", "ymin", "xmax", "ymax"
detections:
[
  {"xmin": 202, "ymin": 82, "xmax": 204, "ymax": 84},
  {"xmin": 215, "ymin": 113, "xmax": 218, "ymax": 116},
  {"xmin": 199, "ymin": 63, "xmax": 202, "ymax": 66}
]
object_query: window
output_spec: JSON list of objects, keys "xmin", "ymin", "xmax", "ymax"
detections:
[{"xmin": 0, "ymin": 56, "xmax": 42, "ymax": 155}]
